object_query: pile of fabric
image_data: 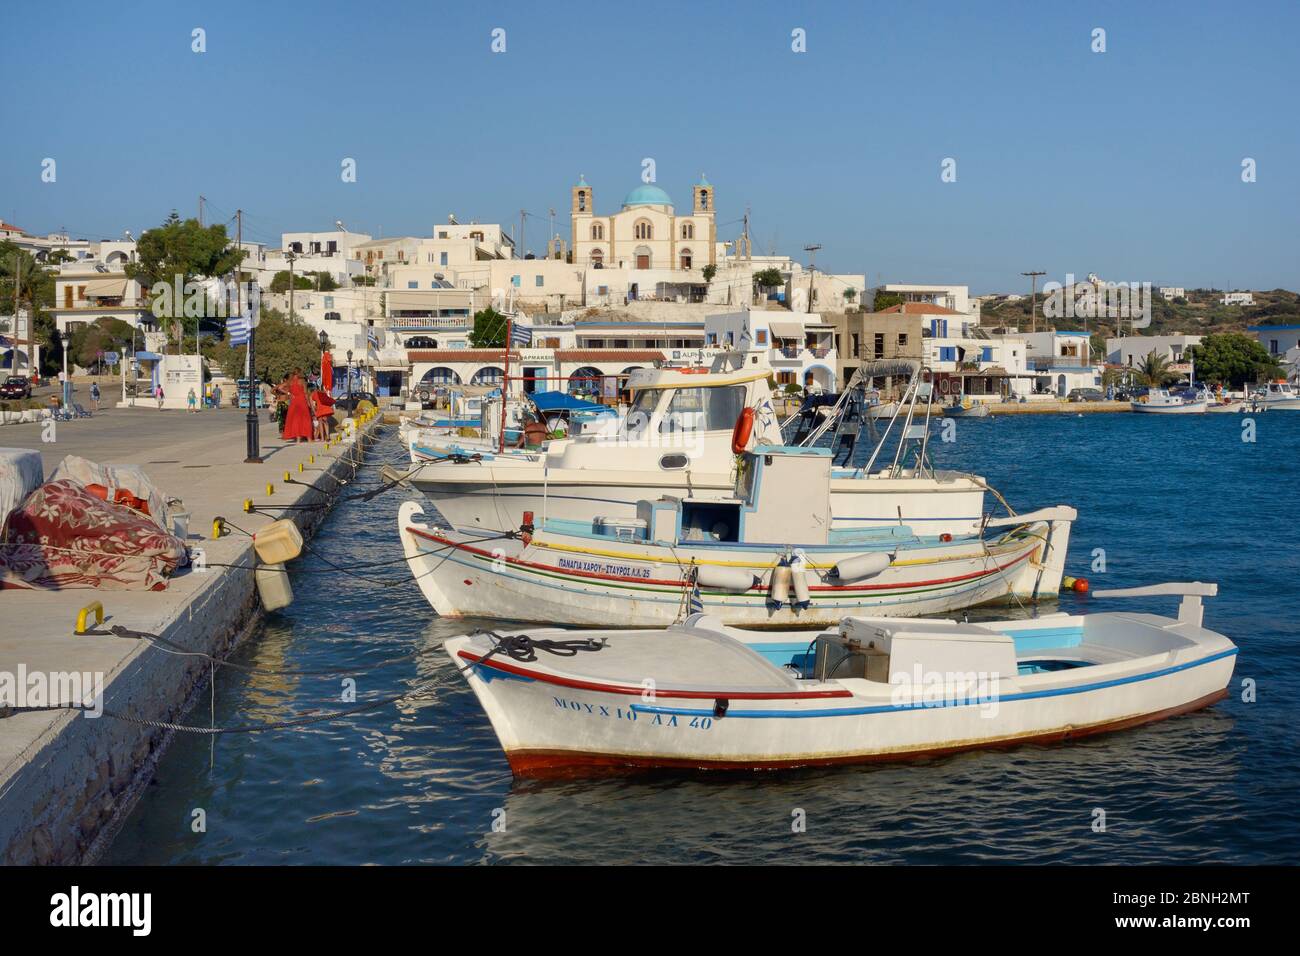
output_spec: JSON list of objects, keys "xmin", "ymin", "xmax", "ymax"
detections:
[{"xmin": 0, "ymin": 451, "xmax": 188, "ymax": 591}]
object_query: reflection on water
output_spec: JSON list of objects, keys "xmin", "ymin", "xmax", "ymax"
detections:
[{"xmin": 104, "ymin": 416, "xmax": 1298, "ymax": 864}]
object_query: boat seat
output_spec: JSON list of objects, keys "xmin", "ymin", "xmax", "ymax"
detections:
[{"xmin": 1018, "ymin": 641, "xmax": 1145, "ymax": 667}]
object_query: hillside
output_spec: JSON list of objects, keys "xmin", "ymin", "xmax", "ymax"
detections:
[{"xmin": 979, "ymin": 288, "xmax": 1300, "ymax": 337}]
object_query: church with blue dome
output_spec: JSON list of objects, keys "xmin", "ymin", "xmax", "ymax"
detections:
[{"xmin": 570, "ymin": 174, "xmax": 716, "ymax": 274}]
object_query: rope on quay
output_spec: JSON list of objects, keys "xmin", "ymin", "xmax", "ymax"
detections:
[{"xmin": 0, "ymin": 678, "xmax": 450, "ymax": 734}]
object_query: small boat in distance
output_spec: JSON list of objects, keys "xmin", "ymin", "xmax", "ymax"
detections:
[
  {"xmin": 941, "ymin": 401, "xmax": 991, "ymax": 419},
  {"xmin": 1250, "ymin": 380, "xmax": 1300, "ymax": 411},
  {"xmin": 445, "ymin": 582, "xmax": 1236, "ymax": 776},
  {"xmin": 1131, "ymin": 388, "xmax": 1208, "ymax": 414}
]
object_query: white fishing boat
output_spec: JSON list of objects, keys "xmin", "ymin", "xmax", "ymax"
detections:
[
  {"xmin": 398, "ymin": 443, "xmax": 1076, "ymax": 627},
  {"xmin": 407, "ymin": 358, "xmax": 999, "ymax": 538},
  {"xmin": 444, "ymin": 582, "xmax": 1236, "ymax": 776},
  {"xmin": 1250, "ymin": 380, "xmax": 1300, "ymax": 410},
  {"xmin": 1131, "ymin": 388, "xmax": 1207, "ymax": 414},
  {"xmin": 941, "ymin": 401, "xmax": 992, "ymax": 419}
]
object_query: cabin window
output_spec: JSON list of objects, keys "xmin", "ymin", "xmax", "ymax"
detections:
[{"xmin": 659, "ymin": 385, "xmax": 747, "ymax": 433}]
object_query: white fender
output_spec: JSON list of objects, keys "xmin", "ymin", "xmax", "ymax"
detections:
[
  {"xmin": 791, "ymin": 564, "xmax": 811, "ymax": 609},
  {"xmin": 695, "ymin": 565, "xmax": 756, "ymax": 592},
  {"xmin": 767, "ymin": 562, "xmax": 792, "ymax": 607},
  {"xmin": 833, "ymin": 551, "xmax": 892, "ymax": 581}
]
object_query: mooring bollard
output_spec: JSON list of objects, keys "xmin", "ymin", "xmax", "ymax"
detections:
[{"xmin": 75, "ymin": 601, "xmax": 104, "ymax": 635}]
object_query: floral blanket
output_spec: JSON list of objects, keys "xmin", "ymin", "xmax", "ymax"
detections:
[{"xmin": 0, "ymin": 479, "xmax": 187, "ymax": 590}]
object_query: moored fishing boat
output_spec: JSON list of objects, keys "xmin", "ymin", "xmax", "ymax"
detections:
[
  {"xmin": 1131, "ymin": 388, "xmax": 1207, "ymax": 414},
  {"xmin": 444, "ymin": 582, "xmax": 1236, "ymax": 776},
  {"xmin": 407, "ymin": 359, "xmax": 999, "ymax": 538},
  {"xmin": 399, "ymin": 444, "xmax": 1075, "ymax": 627}
]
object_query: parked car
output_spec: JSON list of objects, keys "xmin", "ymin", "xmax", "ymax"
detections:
[
  {"xmin": 0, "ymin": 376, "xmax": 32, "ymax": 400},
  {"xmin": 1067, "ymin": 387, "xmax": 1105, "ymax": 403},
  {"xmin": 335, "ymin": 391, "xmax": 378, "ymax": 414}
]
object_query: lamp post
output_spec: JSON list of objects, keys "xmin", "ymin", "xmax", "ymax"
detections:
[
  {"xmin": 244, "ymin": 281, "xmax": 262, "ymax": 463},
  {"xmin": 60, "ymin": 329, "xmax": 71, "ymax": 409},
  {"xmin": 318, "ymin": 329, "xmax": 329, "ymax": 390},
  {"xmin": 346, "ymin": 348, "xmax": 353, "ymax": 405}
]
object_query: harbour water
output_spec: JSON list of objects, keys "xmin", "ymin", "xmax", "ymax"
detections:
[{"xmin": 104, "ymin": 413, "xmax": 1299, "ymax": 864}]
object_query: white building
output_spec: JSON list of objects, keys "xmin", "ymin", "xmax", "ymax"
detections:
[
  {"xmin": 870, "ymin": 283, "xmax": 973, "ymax": 316},
  {"xmin": 51, "ymin": 257, "xmax": 155, "ymax": 336},
  {"xmin": 1021, "ymin": 330, "xmax": 1101, "ymax": 396},
  {"xmin": 1250, "ymin": 325, "xmax": 1300, "ymax": 382},
  {"xmin": 1222, "ymin": 291, "xmax": 1255, "ymax": 306},
  {"xmin": 704, "ymin": 309, "xmax": 838, "ymax": 392},
  {"xmin": 1105, "ymin": 334, "xmax": 1202, "ymax": 370},
  {"xmin": 1157, "ymin": 287, "xmax": 1186, "ymax": 300}
]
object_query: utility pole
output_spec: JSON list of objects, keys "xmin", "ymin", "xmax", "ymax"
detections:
[
  {"xmin": 285, "ymin": 249, "xmax": 298, "ymax": 320},
  {"xmin": 198, "ymin": 195, "xmax": 206, "ymax": 227},
  {"xmin": 11, "ymin": 252, "xmax": 20, "ymax": 374},
  {"xmin": 1021, "ymin": 271, "xmax": 1046, "ymax": 333},
  {"xmin": 519, "ymin": 209, "xmax": 526, "ymax": 261},
  {"xmin": 803, "ymin": 243, "xmax": 822, "ymax": 314}
]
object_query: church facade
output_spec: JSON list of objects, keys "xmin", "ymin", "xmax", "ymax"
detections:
[{"xmin": 570, "ymin": 175, "xmax": 716, "ymax": 273}]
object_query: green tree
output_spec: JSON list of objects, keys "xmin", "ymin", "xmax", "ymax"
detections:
[
  {"xmin": 753, "ymin": 268, "xmax": 784, "ymax": 290},
  {"xmin": 702, "ymin": 264, "xmax": 717, "ymax": 283},
  {"xmin": 0, "ymin": 241, "xmax": 59, "ymax": 374},
  {"xmin": 871, "ymin": 291, "xmax": 904, "ymax": 311},
  {"xmin": 269, "ymin": 270, "xmax": 316, "ymax": 293},
  {"xmin": 1135, "ymin": 350, "xmax": 1176, "ymax": 387},
  {"xmin": 206, "ymin": 306, "xmax": 324, "ymax": 383},
  {"xmin": 71, "ymin": 317, "xmax": 136, "ymax": 369},
  {"xmin": 126, "ymin": 212, "xmax": 246, "ymax": 329},
  {"xmin": 468, "ymin": 307, "xmax": 508, "ymax": 348},
  {"xmin": 1186, "ymin": 332, "xmax": 1282, "ymax": 387}
]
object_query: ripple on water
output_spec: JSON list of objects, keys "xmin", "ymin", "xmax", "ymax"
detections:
[{"xmin": 103, "ymin": 418, "xmax": 1300, "ymax": 864}]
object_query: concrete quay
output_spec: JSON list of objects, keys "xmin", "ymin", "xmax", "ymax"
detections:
[{"xmin": 0, "ymin": 404, "xmax": 383, "ymax": 864}]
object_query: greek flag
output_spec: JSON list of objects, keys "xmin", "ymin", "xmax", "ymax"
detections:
[
  {"xmin": 367, "ymin": 326, "xmax": 380, "ymax": 349},
  {"xmin": 688, "ymin": 574, "xmax": 704, "ymax": 615},
  {"xmin": 227, "ymin": 314, "xmax": 251, "ymax": 347},
  {"xmin": 509, "ymin": 324, "xmax": 531, "ymax": 346}
]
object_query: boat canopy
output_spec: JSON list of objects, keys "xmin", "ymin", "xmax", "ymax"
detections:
[
  {"xmin": 529, "ymin": 390, "xmax": 609, "ymax": 414},
  {"xmin": 859, "ymin": 359, "xmax": 920, "ymax": 379}
]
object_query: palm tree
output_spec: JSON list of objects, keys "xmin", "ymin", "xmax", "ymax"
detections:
[{"xmin": 1136, "ymin": 350, "xmax": 1175, "ymax": 387}]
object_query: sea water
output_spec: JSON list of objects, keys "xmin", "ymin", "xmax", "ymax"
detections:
[{"xmin": 104, "ymin": 411, "xmax": 1299, "ymax": 864}]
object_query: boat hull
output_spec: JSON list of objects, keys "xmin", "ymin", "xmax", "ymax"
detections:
[
  {"xmin": 1130, "ymin": 400, "xmax": 1207, "ymax": 414},
  {"xmin": 444, "ymin": 618, "xmax": 1235, "ymax": 777},
  {"xmin": 399, "ymin": 501, "xmax": 1071, "ymax": 627}
]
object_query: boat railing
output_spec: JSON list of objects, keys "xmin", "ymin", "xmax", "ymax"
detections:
[{"xmin": 1092, "ymin": 581, "xmax": 1218, "ymax": 627}]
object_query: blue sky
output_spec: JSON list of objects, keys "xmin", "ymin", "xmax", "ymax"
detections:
[{"xmin": 3, "ymin": 0, "xmax": 1297, "ymax": 293}]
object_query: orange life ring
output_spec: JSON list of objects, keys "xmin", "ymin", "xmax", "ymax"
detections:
[{"xmin": 731, "ymin": 407, "xmax": 755, "ymax": 454}]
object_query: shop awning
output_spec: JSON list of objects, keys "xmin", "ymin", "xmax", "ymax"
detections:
[
  {"xmin": 82, "ymin": 277, "xmax": 128, "ymax": 297},
  {"xmin": 767, "ymin": 320, "xmax": 804, "ymax": 339}
]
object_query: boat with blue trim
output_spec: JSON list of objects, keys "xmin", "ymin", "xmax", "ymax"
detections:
[
  {"xmin": 444, "ymin": 582, "xmax": 1235, "ymax": 776},
  {"xmin": 399, "ymin": 443, "xmax": 1076, "ymax": 627}
]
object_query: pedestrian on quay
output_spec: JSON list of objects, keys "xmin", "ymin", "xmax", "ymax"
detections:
[
  {"xmin": 310, "ymin": 384, "xmax": 335, "ymax": 441},
  {"xmin": 278, "ymin": 369, "xmax": 313, "ymax": 444},
  {"xmin": 89, "ymin": 381, "xmax": 101, "ymax": 412},
  {"xmin": 155, "ymin": 383, "xmax": 165, "ymax": 410},
  {"xmin": 187, "ymin": 387, "xmax": 198, "ymax": 413}
]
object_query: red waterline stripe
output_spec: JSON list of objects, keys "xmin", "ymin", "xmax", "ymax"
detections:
[
  {"xmin": 456, "ymin": 649, "xmax": 853, "ymax": 701},
  {"xmin": 408, "ymin": 526, "xmax": 1035, "ymax": 592}
]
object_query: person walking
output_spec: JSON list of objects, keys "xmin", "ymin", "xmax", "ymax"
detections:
[
  {"xmin": 155, "ymin": 383, "xmax": 165, "ymax": 410},
  {"xmin": 187, "ymin": 387, "xmax": 198, "ymax": 413},
  {"xmin": 89, "ymin": 381, "xmax": 101, "ymax": 412},
  {"xmin": 311, "ymin": 385, "xmax": 335, "ymax": 441}
]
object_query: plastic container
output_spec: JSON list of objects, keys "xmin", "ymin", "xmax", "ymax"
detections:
[
  {"xmin": 253, "ymin": 519, "xmax": 303, "ymax": 564},
  {"xmin": 255, "ymin": 562, "xmax": 294, "ymax": 611}
]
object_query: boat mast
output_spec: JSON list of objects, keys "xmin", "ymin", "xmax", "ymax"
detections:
[{"xmin": 499, "ymin": 313, "xmax": 512, "ymax": 453}]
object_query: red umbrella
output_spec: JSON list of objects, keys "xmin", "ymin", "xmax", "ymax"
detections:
[{"xmin": 320, "ymin": 351, "xmax": 333, "ymax": 393}]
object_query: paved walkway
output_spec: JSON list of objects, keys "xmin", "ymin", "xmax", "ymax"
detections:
[{"xmin": 0, "ymin": 404, "xmax": 378, "ymax": 863}]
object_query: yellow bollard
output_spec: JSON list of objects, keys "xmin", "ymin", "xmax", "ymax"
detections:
[
  {"xmin": 283, "ymin": 471, "xmax": 291, "ymax": 482},
  {"xmin": 75, "ymin": 601, "xmax": 104, "ymax": 635},
  {"xmin": 309, "ymin": 454, "xmax": 315, "ymax": 464},
  {"xmin": 212, "ymin": 518, "xmax": 224, "ymax": 539},
  {"xmin": 243, "ymin": 498, "xmax": 253, "ymax": 513},
  {"xmin": 266, "ymin": 483, "xmax": 274, "ymax": 496},
  {"xmin": 297, "ymin": 461, "xmax": 304, "ymax": 473}
]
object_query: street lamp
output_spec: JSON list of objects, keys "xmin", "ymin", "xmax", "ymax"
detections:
[
  {"xmin": 60, "ymin": 329, "xmax": 71, "ymax": 409},
  {"xmin": 244, "ymin": 281, "xmax": 263, "ymax": 463},
  {"xmin": 346, "ymin": 348, "xmax": 353, "ymax": 404}
]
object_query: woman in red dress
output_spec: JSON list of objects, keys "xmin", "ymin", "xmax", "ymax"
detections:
[
  {"xmin": 281, "ymin": 369, "xmax": 314, "ymax": 443},
  {"xmin": 311, "ymin": 386, "xmax": 335, "ymax": 441}
]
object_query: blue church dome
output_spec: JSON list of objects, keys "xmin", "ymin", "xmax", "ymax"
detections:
[{"xmin": 622, "ymin": 184, "xmax": 673, "ymax": 207}]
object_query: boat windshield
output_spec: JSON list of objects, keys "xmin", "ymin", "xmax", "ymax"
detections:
[
  {"xmin": 623, "ymin": 388, "xmax": 661, "ymax": 438},
  {"xmin": 659, "ymin": 385, "xmax": 747, "ymax": 433}
]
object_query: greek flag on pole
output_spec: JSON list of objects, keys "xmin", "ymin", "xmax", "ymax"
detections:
[
  {"xmin": 510, "ymin": 324, "xmax": 531, "ymax": 347},
  {"xmin": 688, "ymin": 571, "xmax": 704, "ymax": 615},
  {"xmin": 367, "ymin": 326, "xmax": 379, "ymax": 349},
  {"xmin": 227, "ymin": 313, "xmax": 251, "ymax": 347}
]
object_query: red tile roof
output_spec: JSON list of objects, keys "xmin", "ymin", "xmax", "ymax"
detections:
[
  {"xmin": 555, "ymin": 349, "xmax": 665, "ymax": 362},
  {"xmin": 407, "ymin": 349, "xmax": 520, "ymax": 362},
  {"xmin": 874, "ymin": 302, "xmax": 963, "ymax": 315},
  {"xmin": 0, "ymin": 220, "xmax": 28, "ymax": 235}
]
